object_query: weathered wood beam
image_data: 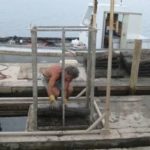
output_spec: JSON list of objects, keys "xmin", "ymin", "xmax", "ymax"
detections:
[
  {"xmin": 0, "ymin": 129, "xmax": 150, "ymax": 149},
  {"xmin": 129, "ymin": 40, "xmax": 142, "ymax": 94},
  {"xmin": 1, "ymin": 77, "xmax": 150, "ymax": 87},
  {"xmin": 0, "ymin": 95, "xmax": 148, "ymax": 117}
]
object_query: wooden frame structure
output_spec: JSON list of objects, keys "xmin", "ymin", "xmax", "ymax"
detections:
[
  {"xmin": 29, "ymin": 0, "xmax": 114, "ymax": 133},
  {"xmin": 30, "ymin": 25, "xmax": 105, "ymax": 132}
]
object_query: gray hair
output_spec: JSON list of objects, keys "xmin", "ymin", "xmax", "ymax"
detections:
[{"xmin": 65, "ymin": 66, "xmax": 79, "ymax": 79}]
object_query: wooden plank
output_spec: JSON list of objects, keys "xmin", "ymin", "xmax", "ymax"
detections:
[
  {"xmin": 0, "ymin": 95, "xmax": 148, "ymax": 116},
  {"xmin": 0, "ymin": 129, "xmax": 150, "ymax": 149},
  {"xmin": 1, "ymin": 77, "xmax": 150, "ymax": 87},
  {"xmin": 0, "ymin": 47, "xmax": 78, "ymax": 57}
]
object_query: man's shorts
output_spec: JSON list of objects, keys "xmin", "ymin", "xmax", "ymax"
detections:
[{"xmin": 41, "ymin": 74, "xmax": 61, "ymax": 91}]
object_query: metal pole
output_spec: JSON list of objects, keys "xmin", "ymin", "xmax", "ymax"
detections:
[
  {"xmin": 61, "ymin": 28, "xmax": 66, "ymax": 126},
  {"xmin": 86, "ymin": 27, "xmax": 92, "ymax": 108},
  {"xmin": 31, "ymin": 27, "xmax": 38, "ymax": 131},
  {"xmin": 105, "ymin": 0, "xmax": 115, "ymax": 130},
  {"xmin": 90, "ymin": 28, "xmax": 97, "ymax": 122},
  {"xmin": 89, "ymin": 0, "xmax": 98, "ymax": 122}
]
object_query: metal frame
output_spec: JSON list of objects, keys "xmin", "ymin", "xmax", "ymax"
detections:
[{"xmin": 30, "ymin": 25, "xmax": 110, "ymax": 133}]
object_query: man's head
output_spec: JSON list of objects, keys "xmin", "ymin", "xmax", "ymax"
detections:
[{"xmin": 65, "ymin": 66, "xmax": 79, "ymax": 82}]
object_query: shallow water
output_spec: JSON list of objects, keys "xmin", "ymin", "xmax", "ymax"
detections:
[{"xmin": 0, "ymin": 116, "xmax": 27, "ymax": 131}]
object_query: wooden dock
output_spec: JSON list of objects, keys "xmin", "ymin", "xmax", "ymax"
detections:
[
  {"xmin": 0, "ymin": 62, "xmax": 150, "ymax": 149},
  {"xmin": 0, "ymin": 63, "xmax": 150, "ymax": 96},
  {"xmin": 0, "ymin": 96, "xmax": 150, "ymax": 149},
  {"xmin": 0, "ymin": 129, "xmax": 150, "ymax": 149}
]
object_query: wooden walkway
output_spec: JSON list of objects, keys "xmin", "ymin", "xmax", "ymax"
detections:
[
  {"xmin": 0, "ymin": 63, "xmax": 150, "ymax": 95},
  {"xmin": 0, "ymin": 96, "xmax": 150, "ymax": 149},
  {"xmin": 0, "ymin": 129, "xmax": 150, "ymax": 149},
  {"xmin": 0, "ymin": 63, "xmax": 150, "ymax": 149}
]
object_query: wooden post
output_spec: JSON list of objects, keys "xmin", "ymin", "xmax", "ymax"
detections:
[
  {"xmin": 105, "ymin": 0, "xmax": 115, "ymax": 130},
  {"xmin": 92, "ymin": 0, "xmax": 98, "ymax": 28},
  {"xmin": 120, "ymin": 15, "xmax": 129, "ymax": 49},
  {"xmin": 129, "ymin": 39, "xmax": 142, "ymax": 94},
  {"xmin": 31, "ymin": 27, "xmax": 38, "ymax": 131}
]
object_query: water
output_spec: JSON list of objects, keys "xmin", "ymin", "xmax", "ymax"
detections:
[
  {"xmin": 0, "ymin": 0, "xmax": 150, "ymax": 37},
  {"xmin": 0, "ymin": 117, "xmax": 27, "ymax": 131}
]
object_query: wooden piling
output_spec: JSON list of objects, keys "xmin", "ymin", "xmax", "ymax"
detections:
[{"xmin": 129, "ymin": 39, "xmax": 142, "ymax": 94}]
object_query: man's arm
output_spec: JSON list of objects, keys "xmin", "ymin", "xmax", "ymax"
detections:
[{"xmin": 47, "ymin": 75, "xmax": 60, "ymax": 98}]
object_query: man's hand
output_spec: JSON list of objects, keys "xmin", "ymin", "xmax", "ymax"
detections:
[{"xmin": 49, "ymin": 95, "xmax": 56, "ymax": 103}]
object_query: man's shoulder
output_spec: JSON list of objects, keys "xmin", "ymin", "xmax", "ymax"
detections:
[
  {"xmin": 50, "ymin": 64, "xmax": 62, "ymax": 73},
  {"xmin": 51, "ymin": 64, "xmax": 61, "ymax": 69}
]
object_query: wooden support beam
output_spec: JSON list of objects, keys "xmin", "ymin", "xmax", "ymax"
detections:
[
  {"xmin": 129, "ymin": 39, "xmax": 142, "ymax": 94},
  {"xmin": 0, "ymin": 129, "xmax": 150, "ymax": 149},
  {"xmin": 0, "ymin": 95, "xmax": 149, "ymax": 116}
]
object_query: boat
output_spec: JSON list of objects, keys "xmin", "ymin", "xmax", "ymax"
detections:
[{"xmin": 79, "ymin": 1, "xmax": 150, "ymax": 49}]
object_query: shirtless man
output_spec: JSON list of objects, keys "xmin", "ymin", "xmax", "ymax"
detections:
[{"xmin": 40, "ymin": 64, "xmax": 79, "ymax": 103}]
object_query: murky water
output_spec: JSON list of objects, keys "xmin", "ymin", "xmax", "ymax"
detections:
[{"xmin": 0, "ymin": 116, "xmax": 27, "ymax": 131}]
